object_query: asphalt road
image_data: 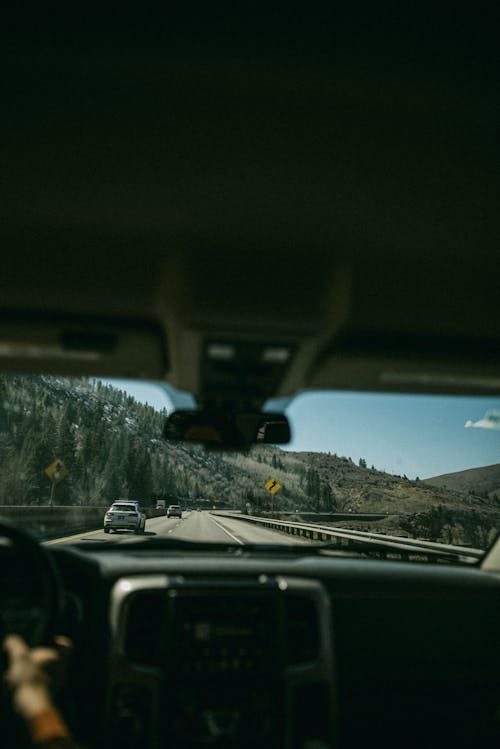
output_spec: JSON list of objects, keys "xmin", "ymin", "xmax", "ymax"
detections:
[{"xmin": 48, "ymin": 511, "xmax": 315, "ymax": 546}]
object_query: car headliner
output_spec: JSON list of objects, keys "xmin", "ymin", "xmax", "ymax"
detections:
[{"xmin": 1, "ymin": 9, "xmax": 499, "ymax": 399}]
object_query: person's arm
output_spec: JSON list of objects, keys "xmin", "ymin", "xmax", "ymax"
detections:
[{"xmin": 3, "ymin": 634, "xmax": 78, "ymax": 749}]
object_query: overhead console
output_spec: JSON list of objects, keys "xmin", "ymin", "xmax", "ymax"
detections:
[{"xmin": 106, "ymin": 575, "xmax": 336, "ymax": 749}]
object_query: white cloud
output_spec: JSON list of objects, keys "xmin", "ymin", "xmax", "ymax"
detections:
[{"xmin": 465, "ymin": 410, "xmax": 500, "ymax": 430}]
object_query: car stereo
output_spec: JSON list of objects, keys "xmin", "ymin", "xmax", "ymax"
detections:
[
  {"xmin": 108, "ymin": 575, "xmax": 335, "ymax": 749},
  {"xmin": 163, "ymin": 591, "xmax": 282, "ymax": 747}
]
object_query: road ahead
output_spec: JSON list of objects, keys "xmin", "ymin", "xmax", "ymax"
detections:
[{"xmin": 48, "ymin": 511, "xmax": 315, "ymax": 546}]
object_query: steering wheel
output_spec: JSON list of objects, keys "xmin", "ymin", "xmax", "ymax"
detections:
[{"xmin": 0, "ymin": 519, "xmax": 63, "ymax": 744}]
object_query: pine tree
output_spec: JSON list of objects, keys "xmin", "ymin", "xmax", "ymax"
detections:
[{"xmin": 103, "ymin": 437, "xmax": 126, "ymax": 502}]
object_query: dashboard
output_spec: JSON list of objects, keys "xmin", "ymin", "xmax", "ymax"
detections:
[{"xmin": 47, "ymin": 544, "xmax": 500, "ymax": 749}]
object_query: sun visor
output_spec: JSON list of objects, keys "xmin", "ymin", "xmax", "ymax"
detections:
[
  {"xmin": 308, "ymin": 330, "xmax": 500, "ymax": 396},
  {"xmin": 0, "ymin": 315, "xmax": 168, "ymax": 379}
]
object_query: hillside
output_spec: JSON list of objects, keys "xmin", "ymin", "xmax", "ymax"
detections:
[
  {"xmin": 424, "ymin": 464, "xmax": 500, "ymax": 501},
  {"xmin": 0, "ymin": 375, "xmax": 499, "ymax": 547},
  {"xmin": 224, "ymin": 449, "xmax": 490, "ymax": 514}
]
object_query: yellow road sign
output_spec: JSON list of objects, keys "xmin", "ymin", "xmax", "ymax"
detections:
[
  {"xmin": 265, "ymin": 477, "xmax": 281, "ymax": 495},
  {"xmin": 45, "ymin": 459, "xmax": 69, "ymax": 483}
]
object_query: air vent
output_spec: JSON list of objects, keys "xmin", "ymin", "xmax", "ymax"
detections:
[
  {"xmin": 123, "ymin": 590, "xmax": 165, "ymax": 666},
  {"xmin": 284, "ymin": 595, "xmax": 320, "ymax": 666}
]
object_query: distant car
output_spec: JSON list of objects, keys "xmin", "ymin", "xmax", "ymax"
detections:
[
  {"xmin": 156, "ymin": 500, "xmax": 166, "ymax": 509},
  {"xmin": 167, "ymin": 504, "xmax": 182, "ymax": 518},
  {"xmin": 104, "ymin": 501, "xmax": 146, "ymax": 534}
]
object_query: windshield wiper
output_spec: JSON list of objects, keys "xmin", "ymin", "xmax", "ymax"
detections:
[
  {"xmin": 316, "ymin": 536, "xmax": 482, "ymax": 565},
  {"xmin": 71, "ymin": 537, "xmax": 239, "ymax": 552},
  {"xmin": 69, "ymin": 536, "xmax": 323, "ymax": 555},
  {"xmin": 68, "ymin": 533, "xmax": 482, "ymax": 564}
]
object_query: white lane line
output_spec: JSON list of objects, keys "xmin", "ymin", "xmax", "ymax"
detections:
[
  {"xmin": 208, "ymin": 515, "xmax": 244, "ymax": 545},
  {"xmin": 45, "ymin": 514, "xmax": 171, "ymax": 545},
  {"xmin": 45, "ymin": 528, "xmax": 103, "ymax": 545}
]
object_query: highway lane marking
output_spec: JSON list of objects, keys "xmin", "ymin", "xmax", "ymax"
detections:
[
  {"xmin": 45, "ymin": 528, "xmax": 103, "ymax": 545},
  {"xmin": 45, "ymin": 515, "xmax": 174, "ymax": 544},
  {"xmin": 208, "ymin": 515, "xmax": 244, "ymax": 545},
  {"xmin": 45, "ymin": 515, "xmax": 188, "ymax": 545}
]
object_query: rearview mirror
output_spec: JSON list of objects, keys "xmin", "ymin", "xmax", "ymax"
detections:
[{"xmin": 163, "ymin": 409, "xmax": 291, "ymax": 450}]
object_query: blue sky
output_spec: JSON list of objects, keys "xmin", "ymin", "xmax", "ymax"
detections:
[
  {"xmin": 100, "ymin": 379, "xmax": 500, "ymax": 480},
  {"xmin": 283, "ymin": 392, "xmax": 500, "ymax": 479},
  {"xmin": 100, "ymin": 380, "xmax": 177, "ymax": 413}
]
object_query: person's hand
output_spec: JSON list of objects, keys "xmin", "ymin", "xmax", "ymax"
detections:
[{"xmin": 3, "ymin": 635, "xmax": 72, "ymax": 720}]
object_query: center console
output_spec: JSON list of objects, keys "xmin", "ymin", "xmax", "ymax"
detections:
[{"xmin": 107, "ymin": 575, "xmax": 336, "ymax": 748}]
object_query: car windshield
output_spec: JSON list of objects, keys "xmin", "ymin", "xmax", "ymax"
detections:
[{"xmin": 1, "ymin": 375, "xmax": 499, "ymax": 561}]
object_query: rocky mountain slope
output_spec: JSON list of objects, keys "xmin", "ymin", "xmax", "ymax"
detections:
[{"xmin": 424, "ymin": 464, "xmax": 500, "ymax": 502}]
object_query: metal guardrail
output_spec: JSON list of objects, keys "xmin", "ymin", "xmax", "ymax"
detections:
[{"xmin": 212, "ymin": 511, "xmax": 484, "ymax": 561}]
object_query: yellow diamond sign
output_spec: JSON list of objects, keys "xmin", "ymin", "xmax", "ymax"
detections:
[
  {"xmin": 45, "ymin": 459, "xmax": 69, "ymax": 483},
  {"xmin": 265, "ymin": 477, "xmax": 281, "ymax": 495}
]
